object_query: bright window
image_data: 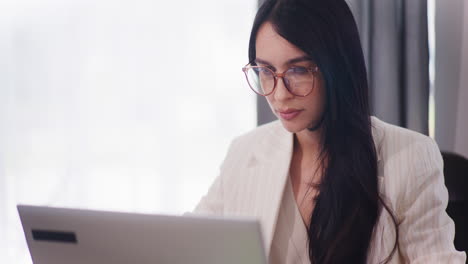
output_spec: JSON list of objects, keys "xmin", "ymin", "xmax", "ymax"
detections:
[{"xmin": 0, "ymin": 0, "xmax": 257, "ymax": 263}]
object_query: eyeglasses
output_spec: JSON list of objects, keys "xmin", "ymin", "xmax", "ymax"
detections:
[{"xmin": 242, "ymin": 64, "xmax": 319, "ymax": 97}]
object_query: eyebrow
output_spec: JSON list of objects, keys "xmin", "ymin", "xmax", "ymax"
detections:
[{"xmin": 254, "ymin": 56, "xmax": 313, "ymax": 66}]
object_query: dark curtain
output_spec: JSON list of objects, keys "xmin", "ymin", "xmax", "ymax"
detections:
[{"xmin": 346, "ymin": 0, "xmax": 430, "ymax": 134}]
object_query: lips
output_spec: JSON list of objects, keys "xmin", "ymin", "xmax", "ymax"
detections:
[{"xmin": 278, "ymin": 108, "xmax": 302, "ymax": 120}]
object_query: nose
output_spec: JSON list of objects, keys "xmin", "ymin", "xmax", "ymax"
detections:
[{"xmin": 273, "ymin": 77, "xmax": 294, "ymax": 102}]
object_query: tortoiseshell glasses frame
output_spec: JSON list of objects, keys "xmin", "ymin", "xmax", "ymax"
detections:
[{"xmin": 242, "ymin": 64, "xmax": 319, "ymax": 97}]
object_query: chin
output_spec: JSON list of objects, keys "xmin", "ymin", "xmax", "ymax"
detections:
[{"xmin": 279, "ymin": 119, "xmax": 309, "ymax": 133}]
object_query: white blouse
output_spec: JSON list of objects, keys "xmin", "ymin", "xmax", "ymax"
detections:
[{"xmin": 269, "ymin": 176, "xmax": 311, "ymax": 264}]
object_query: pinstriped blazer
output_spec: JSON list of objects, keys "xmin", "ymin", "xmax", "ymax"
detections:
[{"xmin": 193, "ymin": 117, "xmax": 466, "ymax": 263}]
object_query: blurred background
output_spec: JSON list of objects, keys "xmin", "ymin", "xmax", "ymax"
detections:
[
  {"xmin": 1, "ymin": 0, "xmax": 467, "ymax": 263},
  {"xmin": 0, "ymin": 0, "xmax": 257, "ymax": 262}
]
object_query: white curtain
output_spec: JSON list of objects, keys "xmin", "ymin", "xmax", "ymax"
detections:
[{"xmin": 0, "ymin": 0, "xmax": 257, "ymax": 263}]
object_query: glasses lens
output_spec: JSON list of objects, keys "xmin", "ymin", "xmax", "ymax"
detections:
[
  {"xmin": 245, "ymin": 67, "xmax": 275, "ymax": 95},
  {"xmin": 285, "ymin": 67, "xmax": 315, "ymax": 96}
]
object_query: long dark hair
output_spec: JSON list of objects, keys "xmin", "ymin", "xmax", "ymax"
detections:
[{"xmin": 248, "ymin": 0, "xmax": 398, "ymax": 263}]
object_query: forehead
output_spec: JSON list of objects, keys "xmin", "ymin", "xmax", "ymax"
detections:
[{"xmin": 255, "ymin": 22, "xmax": 308, "ymax": 67}]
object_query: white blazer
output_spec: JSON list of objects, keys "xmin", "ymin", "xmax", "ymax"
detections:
[{"xmin": 194, "ymin": 117, "xmax": 466, "ymax": 263}]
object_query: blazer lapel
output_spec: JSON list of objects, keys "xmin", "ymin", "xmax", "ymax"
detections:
[{"xmin": 245, "ymin": 122, "xmax": 294, "ymax": 257}]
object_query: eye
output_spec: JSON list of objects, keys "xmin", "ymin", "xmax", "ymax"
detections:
[
  {"xmin": 256, "ymin": 67, "xmax": 274, "ymax": 77},
  {"xmin": 289, "ymin": 66, "xmax": 309, "ymax": 74}
]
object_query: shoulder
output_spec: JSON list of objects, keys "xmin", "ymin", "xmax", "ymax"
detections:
[
  {"xmin": 371, "ymin": 116, "xmax": 442, "ymax": 170},
  {"xmin": 371, "ymin": 116, "xmax": 436, "ymax": 149},
  {"xmin": 220, "ymin": 119, "xmax": 292, "ymax": 178},
  {"xmin": 371, "ymin": 117, "xmax": 444, "ymax": 216}
]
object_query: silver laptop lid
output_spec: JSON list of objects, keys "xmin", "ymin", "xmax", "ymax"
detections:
[{"xmin": 17, "ymin": 205, "xmax": 267, "ymax": 264}]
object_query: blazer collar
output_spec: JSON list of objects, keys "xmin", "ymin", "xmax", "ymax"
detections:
[{"xmin": 371, "ymin": 116, "xmax": 384, "ymax": 162}]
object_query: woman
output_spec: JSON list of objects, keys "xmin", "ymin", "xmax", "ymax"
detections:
[{"xmin": 194, "ymin": 0, "xmax": 466, "ymax": 263}]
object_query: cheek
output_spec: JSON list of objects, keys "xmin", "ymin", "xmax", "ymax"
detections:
[
  {"xmin": 265, "ymin": 96, "xmax": 275, "ymax": 109},
  {"xmin": 265, "ymin": 96, "xmax": 281, "ymax": 119}
]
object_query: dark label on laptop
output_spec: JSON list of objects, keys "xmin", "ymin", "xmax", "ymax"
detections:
[{"xmin": 31, "ymin": 229, "xmax": 78, "ymax": 244}]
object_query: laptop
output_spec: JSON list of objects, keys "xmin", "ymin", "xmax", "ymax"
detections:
[{"xmin": 17, "ymin": 205, "xmax": 267, "ymax": 264}]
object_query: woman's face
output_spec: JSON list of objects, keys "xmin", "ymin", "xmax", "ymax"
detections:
[{"xmin": 255, "ymin": 22, "xmax": 326, "ymax": 134}]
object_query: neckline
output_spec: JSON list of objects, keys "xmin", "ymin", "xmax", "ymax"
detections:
[{"xmin": 287, "ymin": 175, "xmax": 309, "ymax": 230}]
